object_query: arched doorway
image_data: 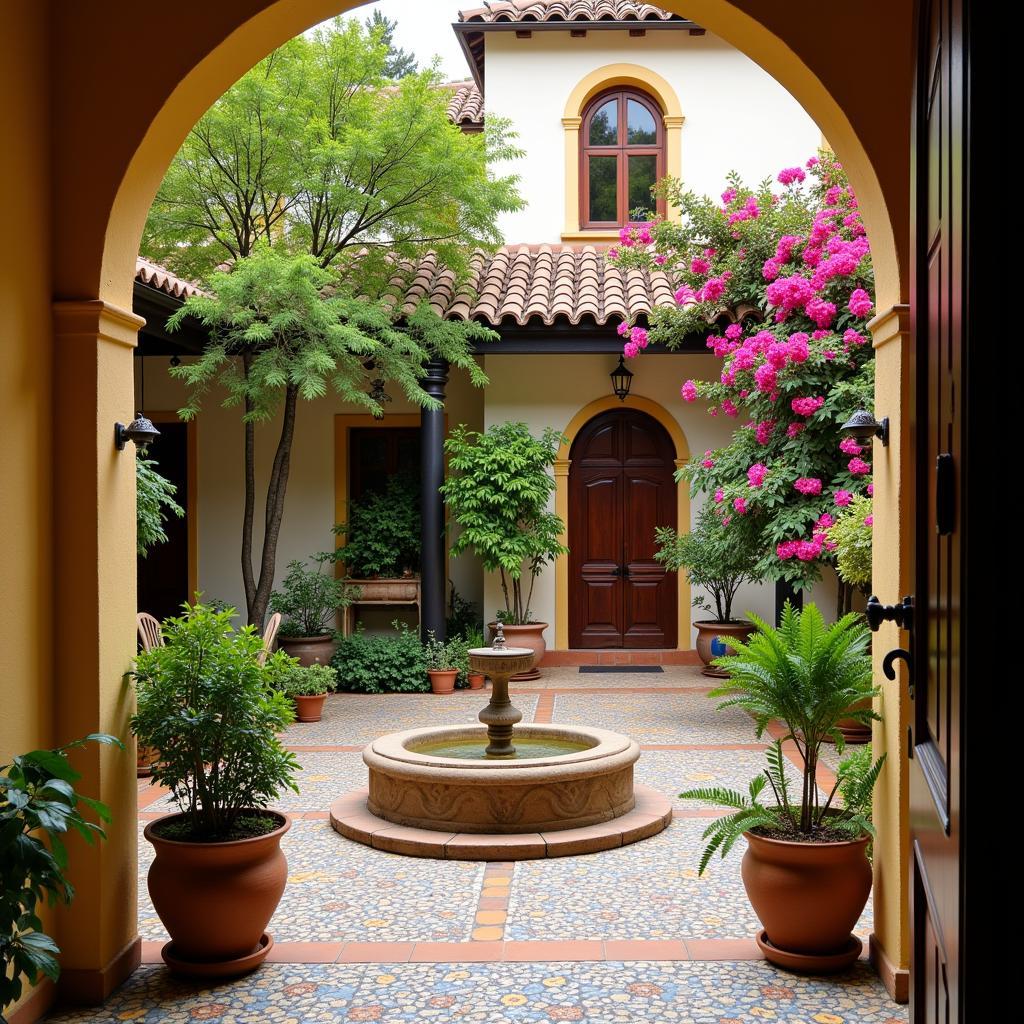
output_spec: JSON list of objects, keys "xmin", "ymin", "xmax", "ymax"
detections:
[{"xmin": 569, "ymin": 409, "xmax": 677, "ymax": 649}]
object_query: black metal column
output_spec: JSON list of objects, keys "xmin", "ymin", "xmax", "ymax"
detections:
[{"xmin": 420, "ymin": 360, "xmax": 449, "ymax": 642}]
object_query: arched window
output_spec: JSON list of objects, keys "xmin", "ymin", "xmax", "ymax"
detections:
[{"xmin": 580, "ymin": 88, "xmax": 665, "ymax": 229}]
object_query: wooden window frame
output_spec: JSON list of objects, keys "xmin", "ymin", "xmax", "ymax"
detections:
[{"xmin": 580, "ymin": 88, "xmax": 666, "ymax": 230}]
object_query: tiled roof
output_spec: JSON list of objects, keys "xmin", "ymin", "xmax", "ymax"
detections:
[
  {"xmin": 457, "ymin": 1, "xmax": 683, "ymax": 24},
  {"xmin": 134, "ymin": 256, "xmax": 206, "ymax": 299},
  {"xmin": 443, "ymin": 80, "xmax": 484, "ymax": 128},
  {"xmin": 381, "ymin": 245, "xmax": 678, "ymax": 327}
]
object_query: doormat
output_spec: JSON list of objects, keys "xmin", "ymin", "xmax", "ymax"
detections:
[{"xmin": 578, "ymin": 665, "xmax": 664, "ymax": 674}]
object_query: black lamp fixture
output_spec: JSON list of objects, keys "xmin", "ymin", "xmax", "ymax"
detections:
[
  {"xmin": 840, "ymin": 409, "xmax": 889, "ymax": 447},
  {"xmin": 362, "ymin": 358, "xmax": 392, "ymax": 404},
  {"xmin": 610, "ymin": 355, "xmax": 634, "ymax": 402},
  {"xmin": 115, "ymin": 414, "xmax": 161, "ymax": 452}
]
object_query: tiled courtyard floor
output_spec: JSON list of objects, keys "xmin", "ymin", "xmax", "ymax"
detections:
[{"xmin": 59, "ymin": 666, "xmax": 905, "ymax": 1023}]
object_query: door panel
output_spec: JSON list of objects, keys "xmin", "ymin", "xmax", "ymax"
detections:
[
  {"xmin": 569, "ymin": 410, "xmax": 676, "ymax": 648},
  {"xmin": 911, "ymin": 0, "xmax": 964, "ymax": 1019}
]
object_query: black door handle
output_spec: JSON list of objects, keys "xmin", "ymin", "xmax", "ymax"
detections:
[{"xmin": 866, "ymin": 595, "xmax": 914, "ymax": 632}]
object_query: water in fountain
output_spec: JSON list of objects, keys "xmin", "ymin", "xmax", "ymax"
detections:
[{"xmin": 408, "ymin": 735, "xmax": 595, "ymax": 761}]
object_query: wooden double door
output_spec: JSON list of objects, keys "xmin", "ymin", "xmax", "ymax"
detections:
[{"xmin": 569, "ymin": 409, "xmax": 677, "ymax": 649}]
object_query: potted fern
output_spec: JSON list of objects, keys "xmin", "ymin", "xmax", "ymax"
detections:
[{"xmin": 680, "ymin": 603, "xmax": 883, "ymax": 973}]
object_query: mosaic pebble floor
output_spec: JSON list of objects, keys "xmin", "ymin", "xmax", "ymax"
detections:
[
  {"xmin": 46, "ymin": 961, "xmax": 903, "ymax": 1023},
  {"xmin": 105, "ymin": 667, "xmax": 904, "ymax": 1023}
]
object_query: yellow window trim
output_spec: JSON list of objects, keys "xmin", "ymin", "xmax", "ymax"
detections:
[{"xmin": 563, "ymin": 64, "xmax": 685, "ymax": 236}]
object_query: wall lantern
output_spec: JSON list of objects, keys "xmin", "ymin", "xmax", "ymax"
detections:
[
  {"xmin": 115, "ymin": 414, "xmax": 161, "ymax": 452},
  {"xmin": 610, "ymin": 356, "xmax": 634, "ymax": 402},
  {"xmin": 840, "ymin": 409, "xmax": 889, "ymax": 447},
  {"xmin": 363, "ymin": 358, "xmax": 392, "ymax": 404}
]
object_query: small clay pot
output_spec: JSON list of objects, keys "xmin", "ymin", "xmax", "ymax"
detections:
[
  {"xmin": 487, "ymin": 622, "xmax": 548, "ymax": 681},
  {"xmin": 741, "ymin": 828, "xmax": 871, "ymax": 972},
  {"xmin": 144, "ymin": 811, "xmax": 290, "ymax": 975},
  {"xmin": 428, "ymin": 669, "xmax": 458, "ymax": 694},
  {"xmin": 277, "ymin": 634, "xmax": 337, "ymax": 667},
  {"xmin": 467, "ymin": 672, "xmax": 486, "ymax": 690},
  {"xmin": 833, "ymin": 696, "xmax": 873, "ymax": 744},
  {"xmin": 293, "ymin": 693, "xmax": 327, "ymax": 722},
  {"xmin": 693, "ymin": 620, "xmax": 754, "ymax": 678}
]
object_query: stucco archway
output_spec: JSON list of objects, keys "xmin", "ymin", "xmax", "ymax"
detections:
[{"xmin": 6, "ymin": 0, "xmax": 913, "ymax": 1011}]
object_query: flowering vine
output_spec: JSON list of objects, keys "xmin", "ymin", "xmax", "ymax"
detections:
[{"xmin": 609, "ymin": 155, "xmax": 875, "ymax": 596}]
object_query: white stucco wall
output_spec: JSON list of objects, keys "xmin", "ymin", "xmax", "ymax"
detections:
[
  {"xmin": 479, "ymin": 352, "xmax": 837, "ymax": 647},
  {"xmin": 136, "ymin": 357, "xmax": 486, "ymax": 626},
  {"xmin": 484, "ymin": 29, "xmax": 823, "ymax": 243}
]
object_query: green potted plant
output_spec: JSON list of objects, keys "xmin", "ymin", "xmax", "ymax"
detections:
[
  {"xmin": 332, "ymin": 474, "xmax": 420, "ymax": 579},
  {"xmin": 654, "ymin": 505, "xmax": 762, "ymax": 676},
  {"xmin": 441, "ymin": 423, "xmax": 568, "ymax": 680},
  {"xmin": 2, "ymin": 734, "xmax": 120, "ymax": 1021},
  {"xmin": 271, "ymin": 659, "xmax": 336, "ymax": 723},
  {"xmin": 423, "ymin": 631, "xmax": 459, "ymax": 694},
  {"xmin": 131, "ymin": 602, "xmax": 300, "ymax": 976},
  {"xmin": 680, "ymin": 603, "xmax": 883, "ymax": 973},
  {"xmin": 330, "ymin": 621, "xmax": 428, "ymax": 694},
  {"xmin": 269, "ymin": 553, "xmax": 359, "ymax": 667},
  {"xmin": 827, "ymin": 496, "xmax": 874, "ymax": 743}
]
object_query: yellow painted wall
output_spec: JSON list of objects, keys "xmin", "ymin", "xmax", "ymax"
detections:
[{"xmin": 0, "ymin": 7, "xmax": 54, "ymax": 1012}]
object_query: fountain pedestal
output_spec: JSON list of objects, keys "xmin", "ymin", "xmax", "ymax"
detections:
[{"xmin": 471, "ymin": 646, "xmax": 532, "ymax": 757}]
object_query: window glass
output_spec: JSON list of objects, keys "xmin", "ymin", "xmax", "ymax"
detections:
[
  {"xmin": 588, "ymin": 100, "xmax": 618, "ymax": 145},
  {"xmin": 589, "ymin": 156, "xmax": 618, "ymax": 222},
  {"xmin": 627, "ymin": 154, "xmax": 657, "ymax": 219},
  {"xmin": 626, "ymin": 100, "xmax": 657, "ymax": 144}
]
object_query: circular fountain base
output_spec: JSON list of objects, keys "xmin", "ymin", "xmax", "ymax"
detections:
[{"xmin": 330, "ymin": 724, "xmax": 671, "ymax": 860}]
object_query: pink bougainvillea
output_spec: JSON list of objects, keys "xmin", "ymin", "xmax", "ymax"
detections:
[{"xmin": 606, "ymin": 154, "xmax": 875, "ymax": 586}]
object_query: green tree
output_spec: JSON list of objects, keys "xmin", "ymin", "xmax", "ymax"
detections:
[
  {"xmin": 169, "ymin": 247, "xmax": 493, "ymax": 627},
  {"xmin": 441, "ymin": 423, "xmax": 568, "ymax": 625},
  {"xmin": 364, "ymin": 9, "xmax": 417, "ymax": 79},
  {"xmin": 142, "ymin": 17, "xmax": 522, "ymax": 284},
  {"xmin": 136, "ymin": 456, "xmax": 184, "ymax": 556}
]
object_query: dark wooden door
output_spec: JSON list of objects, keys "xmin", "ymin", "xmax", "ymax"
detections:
[
  {"xmin": 569, "ymin": 410, "xmax": 676, "ymax": 649},
  {"xmin": 137, "ymin": 421, "xmax": 189, "ymax": 623},
  {"xmin": 910, "ymin": 0, "xmax": 966, "ymax": 1018}
]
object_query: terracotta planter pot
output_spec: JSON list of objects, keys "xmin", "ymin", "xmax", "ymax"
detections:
[
  {"xmin": 742, "ymin": 828, "xmax": 872, "ymax": 972},
  {"xmin": 144, "ymin": 810, "xmax": 290, "ymax": 975},
  {"xmin": 467, "ymin": 672, "xmax": 486, "ymax": 690},
  {"xmin": 292, "ymin": 693, "xmax": 327, "ymax": 722},
  {"xmin": 427, "ymin": 669, "xmax": 458, "ymax": 694},
  {"xmin": 277, "ymin": 634, "xmax": 337, "ymax": 667},
  {"xmin": 487, "ymin": 622, "xmax": 548, "ymax": 681},
  {"xmin": 694, "ymin": 620, "xmax": 754, "ymax": 678},
  {"xmin": 833, "ymin": 696, "xmax": 873, "ymax": 744}
]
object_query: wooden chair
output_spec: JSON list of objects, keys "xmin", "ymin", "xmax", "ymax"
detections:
[
  {"xmin": 259, "ymin": 612, "xmax": 281, "ymax": 666},
  {"xmin": 136, "ymin": 612, "xmax": 164, "ymax": 653}
]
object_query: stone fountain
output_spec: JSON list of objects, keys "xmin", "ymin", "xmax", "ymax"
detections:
[{"xmin": 331, "ymin": 624, "xmax": 671, "ymax": 859}]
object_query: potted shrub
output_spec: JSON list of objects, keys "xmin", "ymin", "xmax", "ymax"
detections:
[
  {"xmin": 680, "ymin": 603, "xmax": 883, "ymax": 972},
  {"xmin": 423, "ymin": 631, "xmax": 459, "ymax": 694},
  {"xmin": 441, "ymin": 423, "xmax": 568, "ymax": 680},
  {"xmin": 655, "ymin": 506, "xmax": 762, "ymax": 676},
  {"xmin": 131, "ymin": 602, "xmax": 300, "ymax": 976},
  {"xmin": 2, "ymin": 734, "xmax": 119, "ymax": 1020},
  {"xmin": 330, "ymin": 621, "xmax": 428, "ymax": 694},
  {"xmin": 270, "ymin": 553, "xmax": 359, "ymax": 666},
  {"xmin": 828, "ymin": 496, "xmax": 874, "ymax": 742},
  {"xmin": 280, "ymin": 663, "xmax": 336, "ymax": 723}
]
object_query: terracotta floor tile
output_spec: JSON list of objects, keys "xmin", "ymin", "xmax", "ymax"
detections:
[
  {"xmin": 471, "ymin": 926, "xmax": 504, "ymax": 941},
  {"xmin": 683, "ymin": 938, "xmax": 764, "ymax": 960},
  {"xmin": 338, "ymin": 942, "xmax": 415, "ymax": 963},
  {"xmin": 409, "ymin": 941, "xmax": 504, "ymax": 963},
  {"xmin": 477, "ymin": 896, "xmax": 509, "ymax": 911},
  {"xmin": 265, "ymin": 941, "xmax": 344, "ymax": 963},
  {"xmin": 371, "ymin": 824, "xmax": 457, "ymax": 857},
  {"xmin": 140, "ymin": 941, "xmax": 164, "ymax": 964},
  {"xmin": 502, "ymin": 940, "xmax": 605, "ymax": 961},
  {"xmin": 474, "ymin": 910, "xmax": 507, "ymax": 926},
  {"xmin": 603, "ymin": 939, "xmax": 689, "ymax": 961}
]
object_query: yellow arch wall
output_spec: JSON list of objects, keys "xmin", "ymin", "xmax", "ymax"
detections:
[
  {"xmin": 560, "ymin": 63, "xmax": 685, "ymax": 241},
  {"xmin": 554, "ymin": 394, "xmax": 691, "ymax": 650}
]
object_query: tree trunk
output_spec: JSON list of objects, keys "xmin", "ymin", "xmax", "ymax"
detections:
[
  {"xmin": 241, "ymin": 354, "xmax": 257, "ymax": 623},
  {"xmin": 248, "ymin": 385, "xmax": 300, "ymax": 628}
]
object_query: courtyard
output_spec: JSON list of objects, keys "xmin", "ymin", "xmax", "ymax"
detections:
[{"xmin": 52, "ymin": 669, "xmax": 903, "ymax": 1024}]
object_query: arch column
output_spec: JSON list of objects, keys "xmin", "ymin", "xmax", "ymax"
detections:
[
  {"xmin": 51, "ymin": 299, "xmax": 142, "ymax": 1002},
  {"xmin": 553, "ymin": 394, "xmax": 691, "ymax": 651}
]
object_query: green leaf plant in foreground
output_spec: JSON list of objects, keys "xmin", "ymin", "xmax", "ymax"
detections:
[
  {"xmin": 679, "ymin": 603, "xmax": 884, "ymax": 873},
  {"xmin": 1, "ymin": 734, "xmax": 122, "ymax": 1021}
]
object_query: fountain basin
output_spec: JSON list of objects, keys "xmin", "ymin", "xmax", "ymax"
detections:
[{"xmin": 364, "ymin": 724, "xmax": 640, "ymax": 834}]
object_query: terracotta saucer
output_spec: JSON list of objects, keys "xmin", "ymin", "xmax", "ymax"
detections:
[
  {"xmin": 161, "ymin": 933, "xmax": 273, "ymax": 978},
  {"xmin": 755, "ymin": 930, "xmax": 863, "ymax": 973}
]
